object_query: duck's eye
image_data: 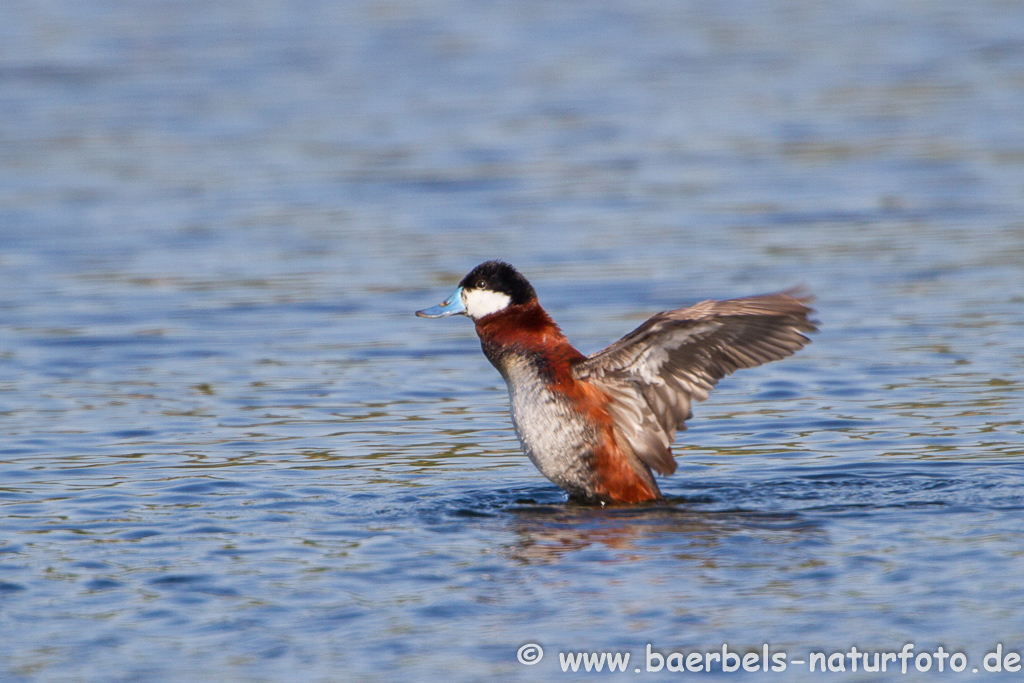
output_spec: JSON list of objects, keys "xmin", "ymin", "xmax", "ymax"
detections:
[{"xmin": 476, "ymin": 280, "xmax": 486, "ymax": 289}]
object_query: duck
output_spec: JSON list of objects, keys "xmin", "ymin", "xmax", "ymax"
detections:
[{"xmin": 417, "ymin": 261, "xmax": 816, "ymax": 504}]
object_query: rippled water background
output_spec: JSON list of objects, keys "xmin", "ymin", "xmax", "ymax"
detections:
[{"xmin": 2, "ymin": 1, "xmax": 1024, "ymax": 680}]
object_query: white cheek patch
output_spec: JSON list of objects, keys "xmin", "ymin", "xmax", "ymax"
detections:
[{"xmin": 462, "ymin": 288, "xmax": 512, "ymax": 319}]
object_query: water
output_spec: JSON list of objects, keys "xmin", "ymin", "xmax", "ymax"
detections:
[{"xmin": 2, "ymin": 0, "xmax": 1024, "ymax": 680}]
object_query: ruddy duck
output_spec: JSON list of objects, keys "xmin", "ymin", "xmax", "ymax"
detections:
[{"xmin": 417, "ymin": 261, "xmax": 816, "ymax": 504}]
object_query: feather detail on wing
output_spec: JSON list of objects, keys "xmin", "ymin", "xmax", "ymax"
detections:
[{"xmin": 571, "ymin": 290, "xmax": 817, "ymax": 477}]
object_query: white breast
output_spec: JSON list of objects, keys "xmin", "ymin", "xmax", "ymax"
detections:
[{"xmin": 501, "ymin": 356, "xmax": 597, "ymax": 496}]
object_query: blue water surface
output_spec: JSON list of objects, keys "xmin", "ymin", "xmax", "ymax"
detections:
[{"xmin": 2, "ymin": 0, "xmax": 1024, "ymax": 680}]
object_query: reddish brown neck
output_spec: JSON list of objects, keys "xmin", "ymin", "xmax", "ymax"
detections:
[{"xmin": 474, "ymin": 300, "xmax": 586, "ymax": 370}]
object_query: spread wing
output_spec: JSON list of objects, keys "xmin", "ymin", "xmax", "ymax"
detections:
[{"xmin": 571, "ymin": 291, "xmax": 816, "ymax": 476}]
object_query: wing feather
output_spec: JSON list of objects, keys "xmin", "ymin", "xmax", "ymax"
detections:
[{"xmin": 572, "ymin": 291, "xmax": 816, "ymax": 476}]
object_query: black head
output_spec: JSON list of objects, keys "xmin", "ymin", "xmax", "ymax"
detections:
[
  {"xmin": 458, "ymin": 261, "xmax": 537, "ymax": 307},
  {"xmin": 416, "ymin": 261, "xmax": 537, "ymax": 320}
]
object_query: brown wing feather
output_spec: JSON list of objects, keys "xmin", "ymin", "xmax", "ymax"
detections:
[{"xmin": 572, "ymin": 290, "xmax": 817, "ymax": 476}]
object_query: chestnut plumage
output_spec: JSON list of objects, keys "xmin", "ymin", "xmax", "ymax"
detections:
[{"xmin": 418, "ymin": 261, "xmax": 816, "ymax": 504}]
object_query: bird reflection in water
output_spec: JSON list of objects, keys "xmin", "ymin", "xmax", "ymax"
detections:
[{"xmin": 501, "ymin": 497, "xmax": 823, "ymax": 565}]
